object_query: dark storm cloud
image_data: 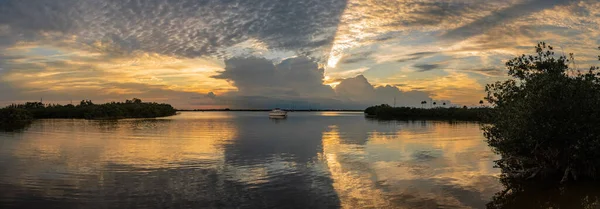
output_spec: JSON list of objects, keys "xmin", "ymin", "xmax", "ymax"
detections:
[
  {"xmin": 414, "ymin": 64, "xmax": 440, "ymax": 72},
  {"xmin": 0, "ymin": 0, "xmax": 347, "ymax": 58},
  {"xmin": 441, "ymin": 0, "xmax": 571, "ymax": 41}
]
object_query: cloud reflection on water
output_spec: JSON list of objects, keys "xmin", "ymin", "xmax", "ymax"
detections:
[
  {"xmin": 321, "ymin": 120, "xmax": 502, "ymax": 208},
  {"xmin": 0, "ymin": 112, "xmax": 505, "ymax": 208}
]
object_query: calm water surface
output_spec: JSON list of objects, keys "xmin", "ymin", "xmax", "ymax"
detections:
[{"xmin": 0, "ymin": 112, "xmax": 502, "ymax": 208}]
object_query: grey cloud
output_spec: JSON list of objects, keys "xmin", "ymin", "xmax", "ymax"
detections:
[
  {"xmin": 198, "ymin": 95, "xmax": 351, "ymax": 110},
  {"xmin": 374, "ymin": 35, "xmax": 395, "ymax": 42},
  {"xmin": 381, "ymin": 2, "xmax": 477, "ymax": 27},
  {"xmin": 0, "ymin": 0, "xmax": 347, "ymax": 58},
  {"xmin": 209, "ymin": 57, "xmax": 435, "ymax": 109},
  {"xmin": 408, "ymin": 52, "xmax": 437, "ymax": 57},
  {"xmin": 206, "ymin": 92, "xmax": 216, "ymax": 99},
  {"xmin": 213, "ymin": 56, "xmax": 335, "ymax": 98},
  {"xmin": 341, "ymin": 51, "xmax": 374, "ymax": 64},
  {"xmin": 414, "ymin": 64, "xmax": 440, "ymax": 72},
  {"xmin": 397, "ymin": 52, "xmax": 438, "ymax": 63},
  {"xmin": 335, "ymin": 75, "xmax": 431, "ymax": 107},
  {"xmin": 334, "ymin": 75, "xmax": 374, "ymax": 101},
  {"xmin": 397, "ymin": 57, "xmax": 422, "ymax": 63},
  {"xmin": 410, "ymin": 87, "xmax": 428, "ymax": 91}
]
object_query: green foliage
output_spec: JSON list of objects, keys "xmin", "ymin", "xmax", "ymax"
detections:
[
  {"xmin": 364, "ymin": 104, "xmax": 489, "ymax": 121},
  {"xmin": 0, "ymin": 108, "xmax": 34, "ymax": 131},
  {"xmin": 484, "ymin": 42, "xmax": 600, "ymax": 183}
]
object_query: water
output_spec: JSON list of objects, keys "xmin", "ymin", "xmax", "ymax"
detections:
[{"xmin": 0, "ymin": 112, "xmax": 502, "ymax": 208}]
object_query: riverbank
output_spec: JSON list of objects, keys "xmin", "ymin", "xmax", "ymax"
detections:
[
  {"xmin": 0, "ymin": 99, "xmax": 176, "ymax": 131},
  {"xmin": 364, "ymin": 104, "xmax": 490, "ymax": 121}
]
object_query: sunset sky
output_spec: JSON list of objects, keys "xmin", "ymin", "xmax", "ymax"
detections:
[{"xmin": 0, "ymin": 0, "xmax": 599, "ymax": 109}]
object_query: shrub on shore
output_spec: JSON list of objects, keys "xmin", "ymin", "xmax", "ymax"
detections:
[
  {"xmin": 5, "ymin": 99, "xmax": 176, "ymax": 120},
  {"xmin": 0, "ymin": 98, "xmax": 177, "ymax": 131},
  {"xmin": 0, "ymin": 108, "xmax": 34, "ymax": 131},
  {"xmin": 484, "ymin": 43, "xmax": 600, "ymax": 183}
]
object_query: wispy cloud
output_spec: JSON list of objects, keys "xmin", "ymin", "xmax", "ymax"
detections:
[
  {"xmin": 0, "ymin": 0, "xmax": 347, "ymax": 58},
  {"xmin": 414, "ymin": 64, "xmax": 441, "ymax": 72},
  {"xmin": 0, "ymin": 0, "xmax": 598, "ymax": 108}
]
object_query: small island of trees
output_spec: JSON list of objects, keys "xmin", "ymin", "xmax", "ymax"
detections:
[
  {"xmin": 364, "ymin": 104, "xmax": 489, "ymax": 121},
  {"xmin": 0, "ymin": 98, "xmax": 176, "ymax": 131}
]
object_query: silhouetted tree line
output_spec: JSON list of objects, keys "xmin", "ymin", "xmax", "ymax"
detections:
[
  {"xmin": 0, "ymin": 98, "xmax": 176, "ymax": 131},
  {"xmin": 364, "ymin": 104, "xmax": 489, "ymax": 121}
]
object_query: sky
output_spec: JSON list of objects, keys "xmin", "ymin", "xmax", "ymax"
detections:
[{"xmin": 0, "ymin": 0, "xmax": 599, "ymax": 109}]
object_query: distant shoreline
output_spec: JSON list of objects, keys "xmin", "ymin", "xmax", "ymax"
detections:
[
  {"xmin": 177, "ymin": 109, "xmax": 364, "ymax": 112},
  {"xmin": 364, "ymin": 104, "xmax": 490, "ymax": 121}
]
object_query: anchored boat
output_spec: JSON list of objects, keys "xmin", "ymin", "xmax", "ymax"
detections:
[{"xmin": 269, "ymin": 108, "xmax": 287, "ymax": 118}]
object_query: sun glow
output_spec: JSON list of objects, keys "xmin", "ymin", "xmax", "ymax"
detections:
[{"xmin": 1, "ymin": 44, "xmax": 235, "ymax": 99}]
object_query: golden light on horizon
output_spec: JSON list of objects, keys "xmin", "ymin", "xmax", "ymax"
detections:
[{"xmin": 1, "ymin": 43, "xmax": 236, "ymax": 102}]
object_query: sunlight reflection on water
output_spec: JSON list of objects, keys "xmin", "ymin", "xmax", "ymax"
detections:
[{"xmin": 0, "ymin": 112, "xmax": 501, "ymax": 208}]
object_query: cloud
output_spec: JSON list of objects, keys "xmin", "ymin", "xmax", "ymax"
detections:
[
  {"xmin": 207, "ymin": 57, "xmax": 436, "ymax": 109},
  {"xmin": 0, "ymin": 45, "xmax": 233, "ymax": 108},
  {"xmin": 334, "ymin": 75, "xmax": 432, "ymax": 107},
  {"xmin": 461, "ymin": 68, "xmax": 506, "ymax": 77},
  {"xmin": 414, "ymin": 64, "xmax": 441, "ymax": 72},
  {"xmin": 0, "ymin": 0, "xmax": 347, "ymax": 58},
  {"xmin": 326, "ymin": 67, "xmax": 370, "ymax": 79},
  {"xmin": 212, "ymin": 56, "xmax": 335, "ymax": 98},
  {"xmin": 397, "ymin": 72, "xmax": 485, "ymax": 105},
  {"xmin": 1, "ymin": 0, "xmax": 598, "ymax": 109},
  {"xmin": 396, "ymin": 52, "xmax": 438, "ymax": 63},
  {"xmin": 408, "ymin": 52, "xmax": 438, "ymax": 57},
  {"xmin": 202, "ymin": 92, "xmax": 216, "ymax": 100},
  {"xmin": 340, "ymin": 51, "xmax": 374, "ymax": 64},
  {"xmin": 440, "ymin": 0, "xmax": 571, "ymax": 41}
]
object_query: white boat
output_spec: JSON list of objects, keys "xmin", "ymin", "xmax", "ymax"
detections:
[{"xmin": 269, "ymin": 108, "xmax": 287, "ymax": 118}]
